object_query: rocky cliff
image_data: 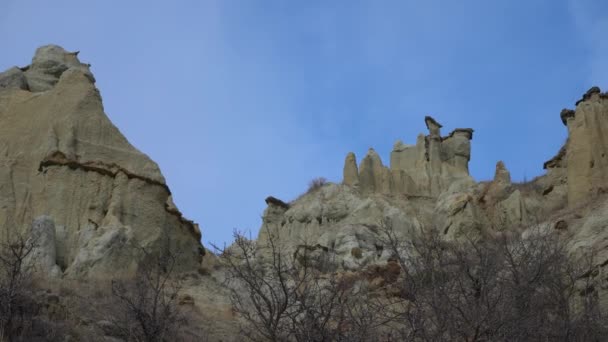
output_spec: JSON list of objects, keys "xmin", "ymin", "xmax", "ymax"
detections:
[
  {"xmin": 4, "ymin": 45, "xmax": 608, "ymax": 340},
  {"xmin": 0, "ymin": 45, "xmax": 204, "ymax": 278},
  {"xmin": 257, "ymin": 86, "xmax": 608, "ymax": 310}
]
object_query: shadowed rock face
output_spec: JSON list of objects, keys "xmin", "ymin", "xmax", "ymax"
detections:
[{"xmin": 0, "ymin": 45, "xmax": 204, "ymax": 278}]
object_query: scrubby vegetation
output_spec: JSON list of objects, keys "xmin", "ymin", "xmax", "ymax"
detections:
[
  {"xmin": 218, "ymin": 221, "xmax": 607, "ymax": 342},
  {"xmin": 0, "ymin": 222, "xmax": 604, "ymax": 341},
  {"xmin": 307, "ymin": 178, "xmax": 328, "ymax": 194},
  {"xmin": 0, "ymin": 232, "xmax": 195, "ymax": 342}
]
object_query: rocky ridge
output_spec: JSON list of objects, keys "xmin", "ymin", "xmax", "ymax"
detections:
[{"xmin": 257, "ymin": 86, "xmax": 608, "ymax": 311}]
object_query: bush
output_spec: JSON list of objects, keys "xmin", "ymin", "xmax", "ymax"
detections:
[
  {"xmin": 220, "ymin": 222, "xmax": 608, "ymax": 341},
  {"xmin": 379, "ymin": 220, "xmax": 607, "ymax": 341},
  {"xmin": 307, "ymin": 177, "xmax": 327, "ymax": 193},
  {"xmin": 215, "ymin": 230, "xmax": 388, "ymax": 342}
]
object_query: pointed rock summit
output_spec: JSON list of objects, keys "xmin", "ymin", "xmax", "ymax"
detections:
[
  {"xmin": 342, "ymin": 152, "xmax": 359, "ymax": 186},
  {"xmin": 0, "ymin": 45, "xmax": 204, "ymax": 278}
]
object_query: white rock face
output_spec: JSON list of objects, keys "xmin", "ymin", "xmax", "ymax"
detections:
[
  {"xmin": 0, "ymin": 45, "xmax": 204, "ymax": 278},
  {"xmin": 26, "ymin": 216, "xmax": 62, "ymax": 278}
]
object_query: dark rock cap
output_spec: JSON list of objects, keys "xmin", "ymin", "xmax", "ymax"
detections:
[
  {"xmin": 575, "ymin": 86, "xmax": 601, "ymax": 106},
  {"xmin": 446, "ymin": 128, "xmax": 474, "ymax": 140},
  {"xmin": 424, "ymin": 116, "xmax": 443, "ymax": 130},
  {"xmin": 265, "ymin": 196, "xmax": 290, "ymax": 209},
  {"xmin": 560, "ymin": 109, "xmax": 575, "ymax": 126}
]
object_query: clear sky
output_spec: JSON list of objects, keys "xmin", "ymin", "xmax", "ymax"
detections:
[{"xmin": 1, "ymin": 1, "xmax": 607, "ymax": 247}]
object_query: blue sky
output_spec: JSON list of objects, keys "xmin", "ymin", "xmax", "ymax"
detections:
[{"xmin": 1, "ymin": 1, "xmax": 607, "ymax": 247}]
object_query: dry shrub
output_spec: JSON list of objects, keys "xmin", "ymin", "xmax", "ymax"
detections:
[
  {"xmin": 104, "ymin": 241, "xmax": 186, "ymax": 342},
  {"xmin": 307, "ymin": 177, "xmax": 327, "ymax": 193}
]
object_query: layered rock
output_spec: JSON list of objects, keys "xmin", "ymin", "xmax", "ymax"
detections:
[{"xmin": 0, "ymin": 45, "xmax": 204, "ymax": 278}]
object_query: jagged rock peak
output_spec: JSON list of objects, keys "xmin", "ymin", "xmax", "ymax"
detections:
[
  {"xmin": 343, "ymin": 152, "xmax": 359, "ymax": 186},
  {"xmin": 494, "ymin": 161, "xmax": 511, "ymax": 184},
  {"xmin": 340, "ymin": 117, "xmax": 474, "ymax": 197},
  {"xmin": 0, "ymin": 45, "xmax": 96, "ymax": 93}
]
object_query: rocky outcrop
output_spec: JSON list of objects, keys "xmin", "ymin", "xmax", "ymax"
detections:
[
  {"xmin": 359, "ymin": 148, "xmax": 391, "ymax": 194},
  {"xmin": 0, "ymin": 67, "xmax": 29, "ymax": 90},
  {"xmin": 558, "ymin": 87, "xmax": 608, "ymax": 207},
  {"xmin": 343, "ymin": 116, "xmax": 473, "ymax": 197},
  {"xmin": 0, "ymin": 45, "xmax": 204, "ymax": 278},
  {"xmin": 342, "ymin": 152, "xmax": 359, "ymax": 186},
  {"xmin": 26, "ymin": 216, "xmax": 62, "ymax": 278}
]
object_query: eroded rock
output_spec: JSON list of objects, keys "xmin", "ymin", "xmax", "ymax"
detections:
[
  {"xmin": 565, "ymin": 86, "xmax": 608, "ymax": 206},
  {"xmin": 0, "ymin": 45, "xmax": 204, "ymax": 279}
]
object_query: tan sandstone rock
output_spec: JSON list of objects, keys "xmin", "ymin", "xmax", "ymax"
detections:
[
  {"xmin": 0, "ymin": 45, "xmax": 204, "ymax": 278},
  {"xmin": 344, "ymin": 116, "xmax": 473, "ymax": 197},
  {"xmin": 342, "ymin": 152, "xmax": 359, "ymax": 186},
  {"xmin": 565, "ymin": 87, "xmax": 608, "ymax": 207}
]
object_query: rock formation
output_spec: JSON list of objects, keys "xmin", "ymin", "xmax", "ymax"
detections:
[
  {"xmin": 259, "ymin": 88, "xmax": 608, "ymax": 274},
  {"xmin": 342, "ymin": 152, "xmax": 359, "ymax": 186},
  {"xmin": 562, "ymin": 87, "xmax": 608, "ymax": 206},
  {"xmin": 0, "ymin": 45, "xmax": 204, "ymax": 278},
  {"xmin": 342, "ymin": 116, "xmax": 474, "ymax": 197},
  {"xmin": 6, "ymin": 46, "xmax": 608, "ymax": 340}
]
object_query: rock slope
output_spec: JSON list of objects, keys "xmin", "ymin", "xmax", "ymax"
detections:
[{"xmin": 0, "ymin": 45, "xmax": 204, "ymax": 278}]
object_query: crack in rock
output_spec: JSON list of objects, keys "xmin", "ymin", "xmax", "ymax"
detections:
[{"xmin": 38, "ymin": 151, "xmax": 202, "ymax": 242}]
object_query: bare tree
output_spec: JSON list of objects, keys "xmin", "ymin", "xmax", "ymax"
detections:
[
  {"xmin": 219, "ymin": 220, "xmax": 608, "ymax": 342},
  {"xmin": 106, "ymin": 237, "xmax": 185, "ymax": 342},
  {"xmin": 216, "ymin": 230, "xmax": 397, "ymax": 342},
  {"xmin": 215, "ymin": 231, "xmax": 301, "ymax": 341},
  {"xmin": 0, "ymin": 231, "xmax": 39, "ymax": 341},
  {"xmin": 379, "ymin": 220, "xmax": 608, "ymax": 342}
]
